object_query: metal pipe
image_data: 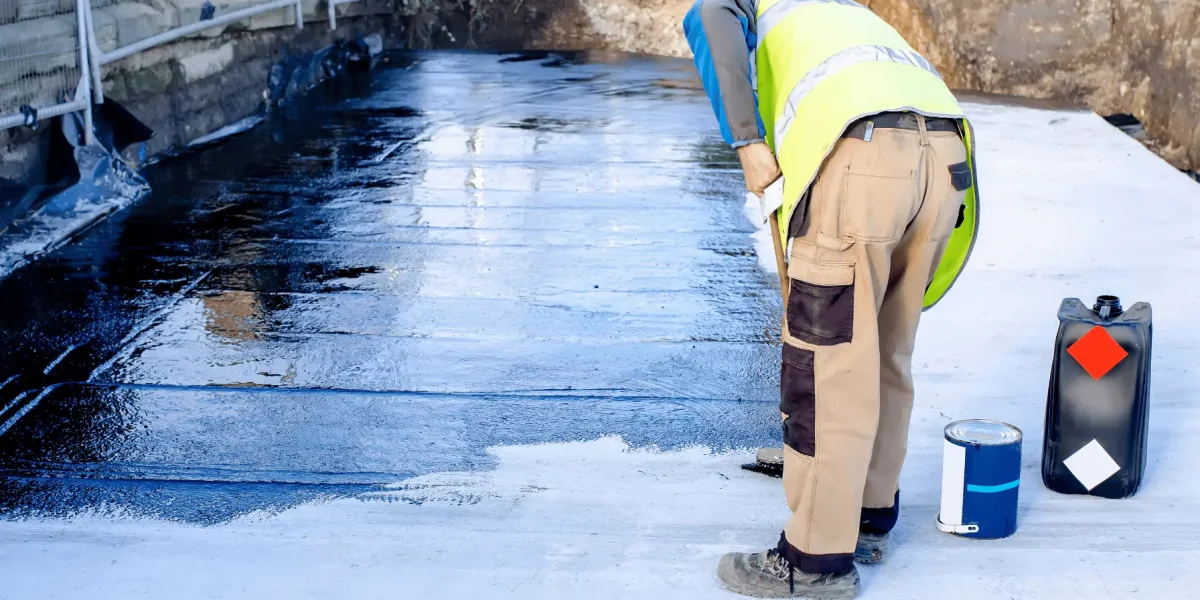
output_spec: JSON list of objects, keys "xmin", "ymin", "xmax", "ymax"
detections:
[
  {"xmin": 330, "ymin": 0, "xmax": 364, "ymax": 31},
  {"xmin": 0, "ymin": 99, "xmax": 88, "ymax": 131},
  {"xmin": 84, "ymin": 0, "xmax": 104, "ymax": 104},
  {"xmin": 76, "ymin": 0, "xmax": 95, "ymax": 145},
  {"xmin": 77, "ymin": 72, "xmax": 95, "ymax": 146},
  {"xmin": 294, "ymin": 0, "xmax": 303, "ymax": 30},
  {"xmin": 98, "ymin": 0, "xmax": 302, "ymax": 65}
]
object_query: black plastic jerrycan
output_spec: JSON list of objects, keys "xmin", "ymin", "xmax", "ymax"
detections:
[{"xmin": 1042, "ymin": 295, "xmax": 1152, "ymax": 498}]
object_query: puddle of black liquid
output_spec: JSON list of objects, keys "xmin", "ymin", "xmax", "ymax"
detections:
[
  {"xmin": 497, "ymin": 50, "xmax": 590, "ymax": 67},
  {"xmin": 498, "ymin": 116, "xmax": 610, "ymax": 133},
  {"xmin": 323, "ymin": 106, "xmax": 423, "ymax": 119}
]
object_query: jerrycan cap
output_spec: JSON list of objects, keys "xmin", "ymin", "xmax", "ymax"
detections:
[{"xmin": 1094, "ymin": 295, "xmax": 1123, "ymax": 319}]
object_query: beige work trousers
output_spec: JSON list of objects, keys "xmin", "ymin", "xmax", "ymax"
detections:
[{"xmin": 775, "ymin": 115, "xmax": 970, "ymax": 574}]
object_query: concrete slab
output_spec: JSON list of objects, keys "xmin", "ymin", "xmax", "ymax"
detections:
[{"xmin": 0, "ymin": 51, "xmax": 1198, "ymax": 598}]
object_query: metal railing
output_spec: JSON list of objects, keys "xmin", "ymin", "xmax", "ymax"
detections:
[
  {"xmin": 328, "ymin": 0, "xmax": 358, "ymax": 30},
  {"xmin": 2, "ymin": 0, "xmax": 371, "ymax": 143},
  {"xmin": 0, "ymin": 0, "xmax": 93, "ymax": 143}
]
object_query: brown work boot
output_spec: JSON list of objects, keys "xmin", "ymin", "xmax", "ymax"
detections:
[
  {"xmin": 716, "ymin": 548, "xmax": 860, "ymax": 599},
  {"xmin": 853, "ymin": 532, "xmax": 888, "ymax": 564}
]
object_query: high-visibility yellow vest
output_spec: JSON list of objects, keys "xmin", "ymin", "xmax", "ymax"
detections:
[{"xmin": 754, "ymin": 0, "xmax": 980, "ymax": 310}]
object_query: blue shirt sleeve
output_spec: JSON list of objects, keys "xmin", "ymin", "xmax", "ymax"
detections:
[{"xmin": 682, "ymin": 0, "xmax": 766, "ymax": 147}]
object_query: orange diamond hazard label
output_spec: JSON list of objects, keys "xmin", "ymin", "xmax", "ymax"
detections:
[{"xmin": 1067, "ymin": 326, "xmax": 1128, "ymax": 380}]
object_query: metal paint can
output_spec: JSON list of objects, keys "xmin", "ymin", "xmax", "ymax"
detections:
[{"xmin": 936, "ymin": 419, "xmax": 1023, "ymax": 539}]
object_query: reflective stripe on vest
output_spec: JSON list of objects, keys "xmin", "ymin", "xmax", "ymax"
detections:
[
  {"xmin": 757, "ymin": 0, "xmax": 865, "ymax": 43},
  {"xmin": 773, "ymin": 44, "xmax": 942, "ymax": 146}
]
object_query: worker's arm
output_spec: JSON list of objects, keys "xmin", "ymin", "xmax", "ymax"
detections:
[{"xmin": 682, "ymin": 0, "xmax": 779, "ymax": 196}]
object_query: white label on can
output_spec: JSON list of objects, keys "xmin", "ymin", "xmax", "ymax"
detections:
[{"xmin": 940, "ymin": 440, "xmax": 967, "ymax": 526}]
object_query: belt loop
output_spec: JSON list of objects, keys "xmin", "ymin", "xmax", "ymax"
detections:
[{"xmin": 916, "ymin": 114, "xmax": 930, "ymax": 147}]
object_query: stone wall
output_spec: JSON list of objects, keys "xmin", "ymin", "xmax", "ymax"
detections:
[
  {"xmin": 527, "ymin": 0, "xmax": 693, "ymax": 58},
  {"xmin": 864, "ymin": 0, "xmax": 1200, "ymax": 173},
  {"xmin": 1, "ymin": 0, "xmax": 402, "ymax": 183}
]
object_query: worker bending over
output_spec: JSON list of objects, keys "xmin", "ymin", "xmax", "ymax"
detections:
[{"xmin": 682, "ymin": 0, "xmax": 981, "ymax": 597}]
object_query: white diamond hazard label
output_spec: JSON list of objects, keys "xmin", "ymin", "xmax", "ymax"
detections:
[{"xmin": 1063, "ymin": 439, "xmax": 1121, "ymax": 491}]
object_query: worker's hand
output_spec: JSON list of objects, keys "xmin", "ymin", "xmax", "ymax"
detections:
[{"xmin": 736, "ymin": 142, "xmax": 781, "ymax": 197}]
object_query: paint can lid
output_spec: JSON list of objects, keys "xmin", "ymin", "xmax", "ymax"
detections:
[{"xmin": 945, "ymin": 419, "xmax": 1022, "ymax": 446}]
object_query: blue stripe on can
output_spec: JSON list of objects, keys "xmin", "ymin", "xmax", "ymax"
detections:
[{"xmin": 966, "ymin": 479, "xmax": 1020, "ymax": 494}]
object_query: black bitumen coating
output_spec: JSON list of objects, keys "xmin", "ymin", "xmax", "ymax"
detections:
[{"xmin": 0, "ymin": 50, "xmax": 783, "ymax": 524}]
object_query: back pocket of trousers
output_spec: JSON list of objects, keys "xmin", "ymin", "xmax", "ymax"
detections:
[
  {"xmin": 786, "ymin": 258, "xmax": 855, "ymax": 346},
  {"xmin": 780, "ymin": 344, "xmax": 816, "ymax": 457},
  {"xmin": 841, "ymin": 174, "xmax": 915, "ymax": 242}
]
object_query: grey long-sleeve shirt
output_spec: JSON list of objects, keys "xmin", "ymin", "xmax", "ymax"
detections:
[{"xmin": 682, "ymin": 0, "xmax": 765, "ymax": 148}]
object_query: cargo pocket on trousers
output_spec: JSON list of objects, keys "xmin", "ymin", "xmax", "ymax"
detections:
[
  {"xmin": 780, "ymin": 343, "xmax": 816, "ymax": 457},
  {"xmin": 787, "ymin": 256, "xmax": 855, "ymax": 346},
  {"xmin": 931, "ymin": 161, "xmax": 971, "ymax": 241}
]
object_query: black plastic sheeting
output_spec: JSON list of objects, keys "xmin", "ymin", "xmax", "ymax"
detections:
[
  {"xmin": 0, "ymin": 102, "xmax": 150, "ymax": 234},
  {"xmin": 1, "ymin": 109, "xmax": 151, "ymax": 242},
  {"xmin": 270, "ymin": 37, "xmax": 380, "ymax": 109}
]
